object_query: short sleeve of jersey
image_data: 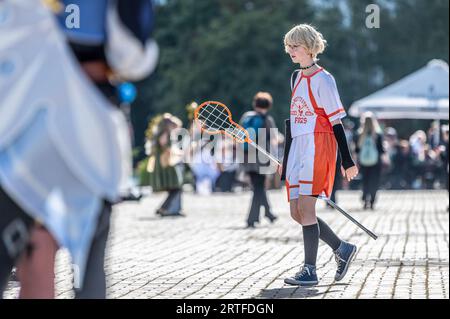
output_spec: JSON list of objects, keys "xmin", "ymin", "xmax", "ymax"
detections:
[{"xmin": 318, "ymin": 74, "xmax": 346, "ymax": 122}]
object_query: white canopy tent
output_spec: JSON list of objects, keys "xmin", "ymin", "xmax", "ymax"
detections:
[{"xmin": 349, "ymin": 59, "xmax": 449, "ymax": 120}]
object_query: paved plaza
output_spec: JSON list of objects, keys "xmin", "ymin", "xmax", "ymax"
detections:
[{"xmin": 4, "ymin": 190, "xmax": 449, "ymax": 299}]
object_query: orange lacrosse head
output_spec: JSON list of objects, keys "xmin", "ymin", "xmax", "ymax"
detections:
[{"xmin": 194, "ymin": 101, "xmax": 250, "ymax": 144}]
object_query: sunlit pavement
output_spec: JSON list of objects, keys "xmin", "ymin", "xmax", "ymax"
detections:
[{"xmin": 4, "ymin": 190, "xmax": 449, "ymax": 299}]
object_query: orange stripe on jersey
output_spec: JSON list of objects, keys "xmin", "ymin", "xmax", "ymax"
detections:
[
  {"xmin": 327, "ymin": 108, "xmax": 345, "ymax": 119},
  {"xmin": 304, "ymin": 77, "xmax": 337, "ymax": 196},
  {"xmin": 324, "ymin": 136, "xmax": 337, "ymax": 197},
  {"xmin": 312, "ymin": 133, "xmax": 337, "ymax": 197},
  {"xmin": 307, "ymin": 78, "xmax": 332, "ymax": 133},
  {"xmin": 299, "ymin": 180, "xmax": 313, "ymax": 184}
]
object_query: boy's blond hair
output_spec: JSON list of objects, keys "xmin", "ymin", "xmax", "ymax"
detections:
[{"xmin": 284, "ymin": 24, "xmax": 327, "ymax": 60}]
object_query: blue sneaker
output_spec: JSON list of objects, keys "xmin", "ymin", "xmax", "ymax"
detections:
[
  {"xmin": 284, "ymin": 264, "xmax": 318, "ymax": 286},
  {"xmin": 334, "ymin": 241, "xmax": 357, "ymax": 281}
]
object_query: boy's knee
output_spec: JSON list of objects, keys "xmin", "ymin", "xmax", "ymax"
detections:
[
  {"xmin": 297, "ymin": 205, "xmax": 307, "ymax": 217},
  {"xmin": 290, "ymin": 210, "xmax": 303, "ymax": 225}
]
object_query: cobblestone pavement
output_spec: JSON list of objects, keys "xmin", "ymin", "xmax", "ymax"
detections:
[{"xmin": 4, "ymin": 190, "xmax": 449, "ymax": 299}]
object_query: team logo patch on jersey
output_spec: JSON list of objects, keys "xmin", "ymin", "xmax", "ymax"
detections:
[{"xmin": 291, "ymin": 97, "xmax": 314, "ymax": 124}]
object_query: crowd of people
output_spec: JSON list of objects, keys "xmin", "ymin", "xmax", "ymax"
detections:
[
  {"xmin": 141, "ymin": 111, "xmax": 449, "ymax": 211},
  {"xmin": 382, "ymin": 123, "xmax": 449, "ymax": 191}
]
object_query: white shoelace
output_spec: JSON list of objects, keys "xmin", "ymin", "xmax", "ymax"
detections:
[
  {"xmin": 335, "ymin": 252, "xmax": 345, "ymax": 269},
  {"xmin": 295, "ymin": 266, "xmax": 311, "ymax": 279}
]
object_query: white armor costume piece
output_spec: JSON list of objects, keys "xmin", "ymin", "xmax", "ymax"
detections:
[{"xmin": 0, "ymin": 0, "xmax": 133, "ymax": 281}]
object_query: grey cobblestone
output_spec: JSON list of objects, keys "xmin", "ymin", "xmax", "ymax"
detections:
[{"xmin": 3, "ymin": 190, "xmax": 448, "ymax": 299}]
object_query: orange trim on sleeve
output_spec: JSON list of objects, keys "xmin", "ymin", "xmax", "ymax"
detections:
[
  {"xmin": 327, "ymin": 108, "xmax": 345, "ymax": 118},
  {"xmin": 299, "ymin": 180, "xmax": 313, "ymax": 184}
]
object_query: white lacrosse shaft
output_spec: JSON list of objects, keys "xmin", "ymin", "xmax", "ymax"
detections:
[
  {"xmin": 247, "ymin": 140, "xmax": 282, "ymax": 166},
  {"xmin": 246, "ymin": 139, "xmax": 378, "ymax": 240}
]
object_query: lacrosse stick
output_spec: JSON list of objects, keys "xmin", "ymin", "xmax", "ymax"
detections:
[{"xmin": 195, "ymin": 101, "xmax": 378, "ymax": 240}]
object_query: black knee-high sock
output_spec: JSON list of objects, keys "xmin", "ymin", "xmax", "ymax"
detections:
[
  {"xmin": 317, "ymin": 217, "xmax": 341, "ymax": 251},
  {"xmin": 303, "ymin": 223, "xmax": 320, "ymax": 266}
]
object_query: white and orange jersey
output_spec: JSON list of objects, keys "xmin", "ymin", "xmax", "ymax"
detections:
[{"xmin": 290, "ymin": 68, "xmax": 346, "ymax": 138}]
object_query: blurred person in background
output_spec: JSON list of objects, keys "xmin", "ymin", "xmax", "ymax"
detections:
[
  {"xmin": 439, "ymin": 125, "xmax": 449, "ymax": 210},
  {"xmin": 383, "ymin": 127, "xmax": 399, "ymax": 189},
  {"xmin": 214, "ymin": 138, "xmax": 238, "ymax": 193},
  {"xmin": 422, "ymin": 143, "xmax": 441, "ymax": 189},
  {"xmin": 189, "ymin": 136, "xmax": 221, "ymax": 195},
  {"xmin": 390, "ymin": 140, "xmax": 415, "ymax": 189},
  {"xmin": 409, "ymin": 130, "xmax": 428, "ymax": 189},
  {"xmin": 146, "ymin": 114, "xmax": 185, "ymax": 217},
  {"xmin": 355, "ymin": 112, "xmax": 384, "ymax": 210},
  {"xmin": 427, "ymin": 121, "xmax": 441, "ymax": 150},
  {"xmin": 239, "ymin": 92, "xmax": 278, "ymax": 228},
  {"xmin": 185, "ymin": 102, "xmax": 222, "ymax": 195}
]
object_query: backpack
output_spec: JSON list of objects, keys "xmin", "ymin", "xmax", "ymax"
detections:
[
  {"xmin": 359, "ymin": 135, "xmax": 379, "ymax": 166},
  {"xmin": 242, "ymin": 113, "xmax": 266, "ymax": 151},
  {"xmin": 291, "ymin": 70, "xmax": 300, "ymax": 91}
]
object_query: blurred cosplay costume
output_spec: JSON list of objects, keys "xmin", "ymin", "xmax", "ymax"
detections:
[{"xmin": 0, "ymin": 0, "xmax": 157, "ymax": 293}]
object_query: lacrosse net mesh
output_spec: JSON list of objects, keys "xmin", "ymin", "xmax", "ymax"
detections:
[{"xmin": 195, "ymin": 101, "xmax": 248, "ymax": 143}]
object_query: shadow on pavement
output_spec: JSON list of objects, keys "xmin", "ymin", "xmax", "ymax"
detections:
[
  {"xmin": 257, "ymin": 287, "xmax": 321, "ymax": 299},
  {"xmin": 256, "ymin": 282, "xmax": 349, "ymax": 299},
  {"xmin": 224, "ymin": 226, "xmax": 273, "ymax": 230},
  {"xmin": 137, "ymin": 217, "xmax": 163, "ymax": 221}
]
